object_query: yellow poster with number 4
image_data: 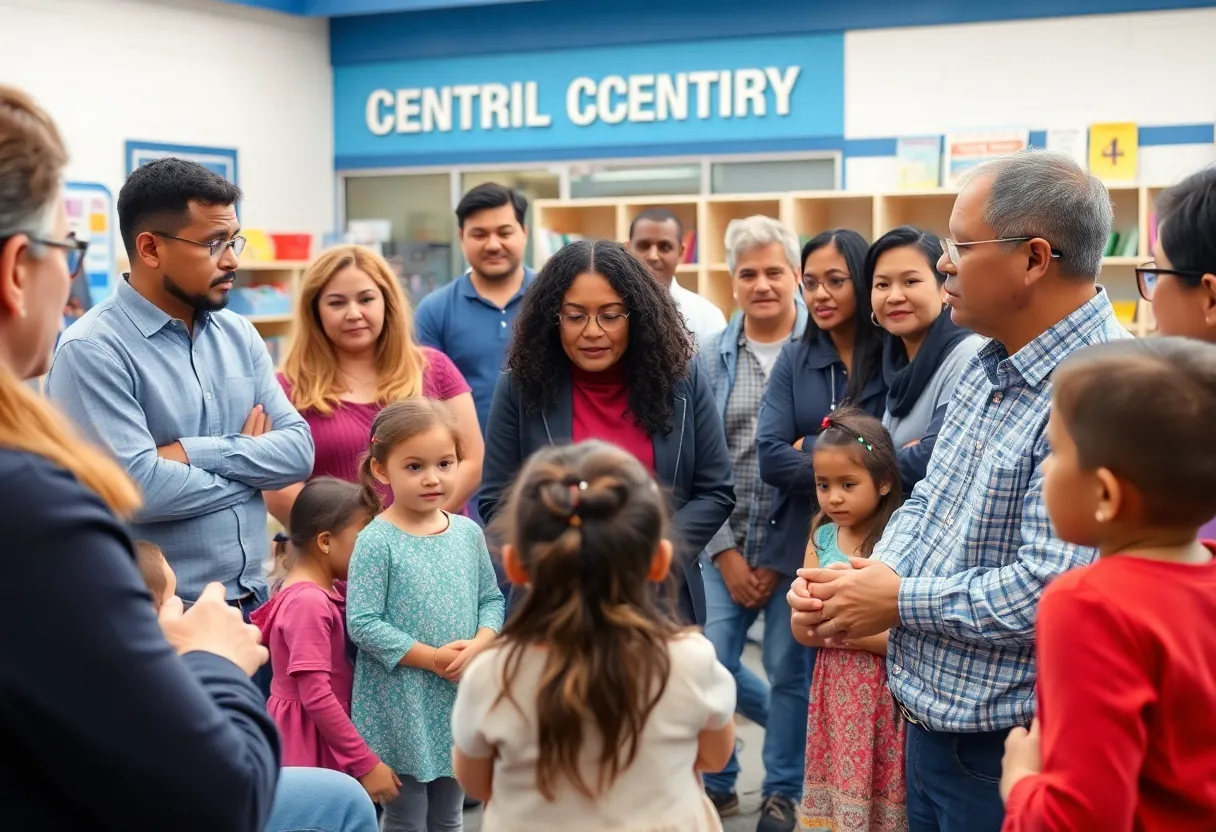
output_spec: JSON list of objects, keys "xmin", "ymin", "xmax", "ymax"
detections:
[{"xmin": 1089, "ymin": 122, "xmax": 1138, "ymax": 182}]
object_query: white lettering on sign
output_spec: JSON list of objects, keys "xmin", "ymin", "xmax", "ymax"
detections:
[{"xmin": 363, "ymin": 68, "xmax": 801, "ymax": 136}]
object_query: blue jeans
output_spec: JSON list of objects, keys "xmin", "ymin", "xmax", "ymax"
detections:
[
  {"xmin": 264, "ymin": 767, "xmax": 379, "ymax": 832},
  {"xmin": 904, "ymin": 722, "xmax": 1009, "ymax": 832},
  {"xmin": 700, "ymin": 554, "xmax": 810, "ymax": 801}
]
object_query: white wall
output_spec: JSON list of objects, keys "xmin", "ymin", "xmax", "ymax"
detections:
[
  {"xmin": 0, "ymin": 0, "xmax": 333, "ymax": 241},
  {"xmin": 844, "ymin": 7, "xmax": 1216, "ymax": 189}
]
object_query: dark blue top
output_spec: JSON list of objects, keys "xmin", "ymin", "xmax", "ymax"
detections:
[
  {"xmin": 755, "ymin": 336, "xmax": 886, "ymax": 576},
  {"xmin": 478, "ymin": 363, "xmax": 735, "ymax": 625},
  {"xmin": 0, "ymin": 449, "xmax": 280, "ymax": 832},
  {"xmin": 414, "ymin": 269, "xmax": 536, "ymax": 434}
]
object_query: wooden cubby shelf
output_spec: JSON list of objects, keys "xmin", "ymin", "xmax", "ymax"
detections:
[{"xmin": 534, "ymin": 186, "xmax": 1164, "ymax": 337}]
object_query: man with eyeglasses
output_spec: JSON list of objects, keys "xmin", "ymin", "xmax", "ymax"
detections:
[
  {"xmin": 786, "ymin": 150, "xmax": 1130, "ymax": 832},
  {"xmin": 1138, "ymin": 166, "xmax": 1216, "ymax": 541},
  {"xmin": 47, "ymin": 158, "xmax": 314, "ymax": 688}
]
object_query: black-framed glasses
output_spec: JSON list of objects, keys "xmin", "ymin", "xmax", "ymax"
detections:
[
  {"xmin": 0, "ymin": 232, "xmax": 89, "ymax": 279},
  {"xmin": 556, "ymin": 310, "xmax": 631, "ymax": 332},
  {"xmin": 153, "ymin": 231, "xmax": 246, "ymax": 260},
  {"xmin": 940, "ymin": 236, "xmax": 1063, "ymax": 264},
  {"xmin": 1135, "ymin": 262, "xmax": 1208, "ymax": 301}
]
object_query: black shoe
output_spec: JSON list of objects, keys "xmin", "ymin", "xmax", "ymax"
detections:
[
  {"xmin": 463, "ymin": 796, "xmax": 482, "ymax": 810},
  {"xmin": 756, "ymin": 793, "xmax": 797, "ymax": 832},
  {"xmin": 706, "ymin": 789, "xmax": 740, "ymax": 818}
]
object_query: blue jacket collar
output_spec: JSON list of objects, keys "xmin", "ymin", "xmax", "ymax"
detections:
[{"xmin": 717, "ymin": 294, "xmax": 808, "ymax": 361}]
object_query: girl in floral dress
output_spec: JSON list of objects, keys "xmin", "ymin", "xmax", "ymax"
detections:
[
  {"xmin": 794, "ymin": 407, "xmax": 908, "ymax": 832},
  {"xmin": 346, "ymin": 398, "xmax": 505, "ymax": 831}
]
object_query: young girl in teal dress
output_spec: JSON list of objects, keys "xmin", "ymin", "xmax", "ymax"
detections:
[
  {"xmin": 346, "ymin": 398, "xmax": 505, "ymax": 832},
  {"xmin": 793, "ymin": 407, "xmax": 907, "ymax": 832}
]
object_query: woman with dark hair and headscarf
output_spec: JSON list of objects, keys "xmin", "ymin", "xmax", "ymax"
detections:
[{"xmin": 479, "ymin": 239, "xmax": 735, "ymax": 626}]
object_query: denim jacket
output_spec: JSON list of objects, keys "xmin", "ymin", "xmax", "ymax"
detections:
[{"xmin": 699, "ymin": 300, "xmax": 808, "ymax": 562}]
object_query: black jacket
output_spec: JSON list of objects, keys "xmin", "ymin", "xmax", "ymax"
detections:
[
  {"xmin": 479, "ymin": 362, "xmax": 735, "ymax": 625},
  {"xmin": 0, "ymin": 449, "xmax": 280, "ymax": 832}
]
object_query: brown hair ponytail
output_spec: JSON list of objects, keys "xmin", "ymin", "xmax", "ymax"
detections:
[{"xmin": 492, "ymin": 440, "xmax": 680, "ymax": 801}]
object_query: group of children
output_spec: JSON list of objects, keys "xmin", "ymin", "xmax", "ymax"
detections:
[{"xmin": 133, "ymin": 337, "xmax": 1215, "ymax": 832}]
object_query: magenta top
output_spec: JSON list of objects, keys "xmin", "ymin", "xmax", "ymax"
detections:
[
  {"xmin": 250, "ymin": 581, "xmax": 379, "ymax": 777},
  {"xmin": 278, "ymin": 347, "xmax": 471, "ymax": 504}
]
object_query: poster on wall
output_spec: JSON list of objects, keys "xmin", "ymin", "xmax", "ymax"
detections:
[
  {"xmin": 1046, "ymin": 128, "xmax": 1088, "ymax": 168},
  {"xmin": 1088, "ymin": 123, "xmax": 1138, "ymax": 183},
  {"xmin": 895, "ymin": 137, "xmax": 942, "ymax": 190},
  {"xmin": 63, "ymin": 181, "xmax": 116, "ymax": 318},
  {"xmin": 125, "ymin": 140, "xmax": 238, "ymax": 185},
  {"xmin": 944, "ymin": 128, "xmax": 1029, "ymax": 187}
]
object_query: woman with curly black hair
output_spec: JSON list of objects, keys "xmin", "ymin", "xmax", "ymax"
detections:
[{"xmin": 479, "ymin": 239, "xmax": 735, "ymax": 625}]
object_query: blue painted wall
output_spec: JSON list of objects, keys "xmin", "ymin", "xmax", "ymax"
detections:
[
  {"xmin": 335, "ymin": 34, "xmax": 843, "ymax": 168},
  {"xmin": 329, "ymin": 0, "xmax": 1215, "ymax": 63}
]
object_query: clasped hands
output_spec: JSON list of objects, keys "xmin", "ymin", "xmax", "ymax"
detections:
[
  {"xmin": 432, "ymin": 631, "xmax": 494, "ymax": 683},
  {"xmin": 785, "ymin": 557, "xmax": 903, "ymax": 643},
  {"xmin": 715, "ymin": 550, "xmax": 782, "ymax": 609}
]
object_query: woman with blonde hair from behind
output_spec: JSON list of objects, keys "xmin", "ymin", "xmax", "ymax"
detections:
[
  {"xmin": 266, "ymin": 245, "xmax": 483, "ymax": 522},
  {"xmin": 452, "ymin": 440, "xmax": 737, "ymax": 831},
  {"xmin": 0, "ymin": 85, "xmax": 378, "ymax": 832}
]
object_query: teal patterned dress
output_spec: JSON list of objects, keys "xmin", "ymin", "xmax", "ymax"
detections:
[{"xmin": 346, "ymin": 513, "xmax": 505, "ymax": 782}]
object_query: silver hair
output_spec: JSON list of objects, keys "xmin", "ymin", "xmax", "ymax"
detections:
[
  {"xmin": 0, "ymin": 194, "xmax": 56, "ymax": 241},
  {"xmin": 966, "ymin": 149, "xmax": 1113, "ymax": 280},
  {"xmin": 724, "ymin": 215, "xmax": 801, "ymax": 275}
]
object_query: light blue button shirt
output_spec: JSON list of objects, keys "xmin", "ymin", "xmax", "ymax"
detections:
[{"xmin": 47, "ymin": 279, "xmax": 314, "ymax": 601}]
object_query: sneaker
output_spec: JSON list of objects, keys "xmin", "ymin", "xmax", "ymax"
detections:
[
  {"xmin": 706, "ymin": 789, "xmax": 740, "ymax": 818},
  {"xmin": 756, "ymin": 793, "xmax": 797, "ymax": 832}
]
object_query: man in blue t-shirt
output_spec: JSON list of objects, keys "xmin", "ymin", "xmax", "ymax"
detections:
[{"xmin": 414, "ymin": 182, "xmax": 534, "ymax": 439}]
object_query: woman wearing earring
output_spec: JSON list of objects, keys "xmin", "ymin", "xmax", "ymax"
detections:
[
  {"xmin": 267, "ymin": 246, "xmax": 483, "ymax": 521},
  {"xmin": 867, "ymin": 227, "xmax": 983, "ymax": 493}
]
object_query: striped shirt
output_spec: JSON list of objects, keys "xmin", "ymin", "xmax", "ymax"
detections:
[{"xmin": 876, "ymin": 288, "xmax": 1130, "ymax": 732}]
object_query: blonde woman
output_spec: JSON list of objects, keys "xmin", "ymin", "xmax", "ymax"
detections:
[
  {"xmin": 267, "ymin": 246, "xmax": 483, "ymax": 523},
  {"xmin": 0, "ymin": 85, "xmax": 378, "ymax": 832}
]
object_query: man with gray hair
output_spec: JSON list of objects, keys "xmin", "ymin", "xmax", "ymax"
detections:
[
  {"xmin": 787, "ymin": 150, "xmax": 1130, "ymax": 831},
  {"xmin": 699, "ymin": 215, "xmax": 808, "ymax": 831}
]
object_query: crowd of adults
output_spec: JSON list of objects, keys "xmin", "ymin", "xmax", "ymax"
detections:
[{"xmin": 3, "ymin": 76, "xmax": 1216, "ymax": 832}]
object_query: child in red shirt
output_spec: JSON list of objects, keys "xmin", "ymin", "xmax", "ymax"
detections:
[{"xmin": 1000, "ymin": 337, "xmax": 1216, "ymax": 831}]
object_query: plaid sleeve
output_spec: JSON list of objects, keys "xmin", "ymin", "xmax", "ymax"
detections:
[{"xmin": 896, "ymin": 463, "xmax": 1094, "ymax": 646}]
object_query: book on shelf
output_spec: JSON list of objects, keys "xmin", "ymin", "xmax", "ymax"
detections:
[
  {"xmin": 538, "ymin": 229, "xmax": 587, "ymax": 259},
  {"xmin": 681, "ymin": 230, "xmax": 697, "ymax": 264}
]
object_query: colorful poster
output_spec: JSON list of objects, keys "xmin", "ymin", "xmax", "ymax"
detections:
[
  {"xmin": 896, "ymin": 136, "xmax": 942, "ymax": 190},
  {"xmin": 944, "ymin": 128, "xmax": 1029, "ymax": 188},
  {"xmin": 1046, "ymin": 128, "xmax": 1088, "ymax": 167},
  {"xmin": 1088, "ymin": 123, "xmax": 1138, "ymax": 183},
  {"xmin": 63, "ymin": 182, "xmax": 116, "ymax": 317}
]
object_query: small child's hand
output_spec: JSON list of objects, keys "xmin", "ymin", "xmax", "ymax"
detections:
[
  {"xmin": 1000, "ymin": 718, "xmax": 1042, "ymax": 803},
  {"xmin": 358, "ymin": 761, "xmax": 402, "ymax": 805},
  {"xmin": 433, "ymin": 645, "xmax": 463, "ymax": 681}
]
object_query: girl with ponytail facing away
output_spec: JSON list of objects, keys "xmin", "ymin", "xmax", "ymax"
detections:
[
  {"xmin": 346, "ymin": 398, "xmax": 505, "ymax": 831},
  {"xmin": 451, "ymin": 441, "xmax": 737, "ymax": 831}
]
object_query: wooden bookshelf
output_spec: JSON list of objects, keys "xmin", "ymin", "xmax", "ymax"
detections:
[{"xmin": 534, "ymin": 185, "xmax": 1166, "ymax": 336}]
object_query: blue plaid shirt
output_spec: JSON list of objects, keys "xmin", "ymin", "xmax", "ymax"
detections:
[{"xmin": 876, "ymin": 289, "xmax": 1130, "ymax": 732}]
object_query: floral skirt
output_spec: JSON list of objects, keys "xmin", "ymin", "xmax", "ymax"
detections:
[{"xmin": 800, "ymin": 648, "xmax": 907, "ymax": 832}]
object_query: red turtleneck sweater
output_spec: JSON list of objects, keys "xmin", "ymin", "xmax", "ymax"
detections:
[{"xmin": 570, "ymin": 362, "xmax": 655, "ymax": 472}]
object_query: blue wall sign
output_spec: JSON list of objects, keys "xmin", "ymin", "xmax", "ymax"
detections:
[{"xmin": 334, "ymin": 33, "xmax": 844, "ymax": 168}]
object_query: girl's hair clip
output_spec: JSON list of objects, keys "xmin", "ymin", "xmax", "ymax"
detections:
[
  {"xmin": 856, "ymin": 436, "xmax": 873, "ymax": 452},
  {"xmin": 820, "ymin": 415, "xmax": 832, "ymax": 430},
  {"xmin": 567, "ymin": 481, "xmax": 588, "ymax": 527},
  {"xmin": 273, "ymin": 532, "xmax": 289, "ymax": 544}
]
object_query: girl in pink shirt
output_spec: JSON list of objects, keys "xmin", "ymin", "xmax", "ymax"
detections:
[{"xmin": 251, "ymin": 477, "xmax": 401, "ymax": 806}]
